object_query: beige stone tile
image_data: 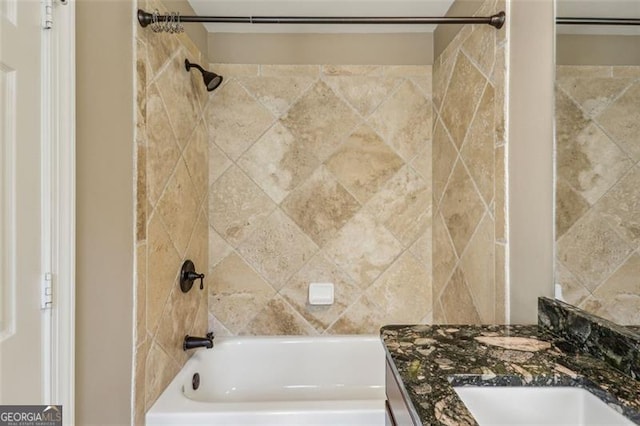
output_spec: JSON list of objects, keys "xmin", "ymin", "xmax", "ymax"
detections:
[
  {"xmin": 185, "ymin": 208, "xmax": 209, "ymax": 290},
  {"xmin": 156, "ymin": 158, "xmax": 200, "ymax": 256},
  {"xmin": 459, "ymin": 213, "xmax": 495, "ymax": 323},
  {"xmin": 432, "ymin": 211, "xmax": 457, "ymax": 301},
  {"xmin": 322, "ymin": 65, "xmax": 383, "ymax": 76},
  {"xmin": 238, "ymin": 76, "xmax": 316, "ymax": 117},
  {"xmin": 366, "ymin": 251, "xmax": 432, "ymax": 324},
  {"xmin": 580, "ymin": 294, "xmax": 640, "ymax": 326},
  {"xmin": 558, "ymin": 77, "xmax": 633, "ymax": 119},
  {"xmin": 439, "ymin": 25, "xmax": 473, "ymax": 67},
  {"xmin": 155, "ymin": 285, "xmax": 200, "ymax": 366},
  {"xmin": 591, "ymin": 253, "xmax": 640, "ymax": 325},
  {"xmin": 557, "ymin": 120, "xmax": 633, "ymax": 205},
  {"xmin": 146, "ymin": 212, "xmax": 181, "ymax": 335},
  {"xmin": 432, "ymin": 116, "xmax": 458, "ymax": 209},
  {"xmin": 612, "ymin": 66, "xmax": 640, "ymax": 78},
  {"xmin": 557, "ymin": 210, "xmax": 634, "ymax": 291},
  {"xmin": 145, "ymin": 35, "xmax": 179, "ymax": 80},
  {"xmin": 439, "ymin": 51, "xmax": 488, "ymax": 149},
  {"xmin": 432, "ymin": 48, "xmax": 456, "ymax": 113},
  {"xmin": 596, "ymin": 82, "xmax": 640, "ymax": 161},
  {"xmin": 439, "ymin": 160, "xmax": 486, "ymax": 258},
  {"xmin": 494, "ymin": 144, "xmax": 507, "ymax": 242},
  {"xmin": 556, "ymin": 261, "xmax": 590, "ymax": 308},
  {"xmin": 208, "ymin": 226, "xmax": 233, "ymax": 270},
  {"xmin": 410, "ymin": 140, "xmax": 432, "ymax": 183},
  {"xmin": 439, "ymin": 267, "xmax": 481, "ymax": 324},
  {"xmin": 493, "ymin": 47, "xmax": 507, "ymax": 144},
  {"xmin": 383, "ymin": 65, "xmax": 431, "ymax": 77},
  {"xmin": 261, "ymin": 65, "xmax": 320, "ymax": 77},
  {"xmin": 155, "ymin": 49, "xmax": 204, "ymax": 148},
  {"xmin": 208, "ymin": 313, "xmax": 233, "ymax": 337},
  {"xmin": 209, "ymin": 142, "xmax": 231, "ymax": 185},
  {"xmin": 594, "ymin": 165, "xmax": 640, "ymax": 248},
  {"xmin": 209, "ymin": 253, "xmax": 276, "ymax": 333},
  {"xmin": 183, "ymin": 117, "xmax": 208, "ymax": 205},
  {"xmin": 144, "ymin": 341, "xmax": 180, "ymax": 411},
  {"xmin": 555, "ymin": 179, "xmax": 590, "ymax": 239},
  {"xmin": 134, "ymin": 339, "xmax": 149, "ymax": 426},
  {"xmin": 210, "ymin": 165, "xmax": 276, "ymax": 247},
  {"xmin": 189, "ymin": 286, "xmax": 209, "ymax": 338},
  {"xmin": 366, "ymin": 166, "xmax": 431, "ymax": 247},
  {"xmin": 556, "ymin": 92, "xmax": 632, "ymax": 204},
  {"xmin": 368, "ymin": 80, "xmax": 431, "ymax": 162},
  {"xmin": 238, "ymin": 122, "xmax": 320, "ymax": 204},
  {"xmin": 281, "ymin": 166, "xmax": 360, "ymax": 247},
  {"xmin": 325, "ymin": 76, "xmax": 403, "ymax": 117},
  {"xmin": 242, "ymin": 295, "xmax": 317, "ymax": 335},
  {"xmin": 461, "ymin": 23, "xmax": 496, "ymax": 79},
  {"xmin": 324, "ymin": 212, "xmax": 403, "ymax": 288},
  {"xmin": 238, "ymin": 209, "xmax": 319, "ymax": 288},
  {"xmin": 136, "ymin": 143, "xmax": 147, "ymax": 242},
  {"xmin": 327, "ymin": 294, "xmax": 387, "ymax": 334},
  {"xmin": 556, "ymin": 65, "xmax": 611, "ymax": 80},
  {"xmin": 146, "ymin": 83, "xmax": 181, "ymax": 207},
  {"xmin": 280, "ymin": 81, "xmax": 360, "ymax": 161},
  {"xmin": 136, "ymin": 243, "xmax": 147, "ymax": 342},
  {"xmin": 433, "ymin": 300, "xmax": 446, "ymax": 324},
  {"xmin": 212, "ymin": 63, "xmax": 260, "ymax": 77},
  {"xmin": 326, "ymin": 125, "xmax": 404, "ymax": 204},
  {"xmin": 280, "ymin": 252, "xmax": 361, "ymax": 333},
  {"xmin": 409, "ymin": 223, "xmax": 432, "ymax": 272},
  {"xmin": 461, "ymin": 83, "xmax": 495, "ymax": 205},
  {"xmin": 207, "ymin": 80, "xmax": 275, "ymax": 160},
  {"xmin": 494, "ymin": 242, "xmax": 506, "ymax": 324}
]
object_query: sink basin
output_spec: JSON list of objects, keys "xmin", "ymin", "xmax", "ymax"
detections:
[{"xmin": 454, "ymin": 386, "xmax": 633, "ymax": 425}]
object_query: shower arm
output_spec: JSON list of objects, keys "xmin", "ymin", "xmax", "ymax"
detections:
[{"xmin": 137, "ymin": 9, "xmax": 506, "ymax": 30}]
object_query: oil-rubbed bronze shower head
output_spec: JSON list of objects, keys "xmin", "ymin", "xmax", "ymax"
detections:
[{"xmin": 185, "ymin": 59, "xmax": 223, "ymax": 92}]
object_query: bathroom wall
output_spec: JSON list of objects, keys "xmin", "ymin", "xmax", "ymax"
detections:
[
  {"xmin": 432, "ymin": 0, "xmax": 508, "ymax": 324},
  {"xmin": 555, "ymin": 65, "xmax": 640, "ymax": 325},
  {"xmin": 207, "ymin": 64, "xmax": 433, "ymax": 335},
  {"xmin": 134, "ymin": 0, "xmax": 210, "ymax": 422}
]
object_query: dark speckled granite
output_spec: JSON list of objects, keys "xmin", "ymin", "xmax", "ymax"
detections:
[
  {"xmin": 539, "ymin": 297, "xmax": 640, "ymax": 380},
  {"xmin": 381, "ymin": 324, "xmax": 640, "ymax": 426}
]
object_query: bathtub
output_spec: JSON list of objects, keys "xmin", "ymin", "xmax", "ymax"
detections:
[{"xmin": 146, "ymin": 335, "xmax": 387, "ymax": 425}]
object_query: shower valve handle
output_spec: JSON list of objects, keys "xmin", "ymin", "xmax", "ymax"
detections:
[{"xmin": 179, "ymin": 260, "xmax": 205, "ymax": 292}]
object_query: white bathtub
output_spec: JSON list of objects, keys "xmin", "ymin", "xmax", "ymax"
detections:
[{"xmin": 146, "ymin": 335, "xmax": 387, "ymax": 425}]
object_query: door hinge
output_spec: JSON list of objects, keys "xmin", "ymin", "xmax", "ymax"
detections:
[
  {"xmin": 41, "ymin": 272, "xmax": 54, "ymax": 309},
  {"xmin": 42, "ymin": 0, "xmax": 53, "ymax": 29}
]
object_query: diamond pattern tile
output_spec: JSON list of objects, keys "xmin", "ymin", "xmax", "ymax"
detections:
[{"xmin": 280, "ymin": 81, "xmax": 360, "ymax": 161}]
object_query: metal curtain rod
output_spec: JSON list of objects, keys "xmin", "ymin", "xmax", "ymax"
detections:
[
  {"xmin": 137, "ymin": 9, "xmax": 506, "ymax": 30},
  {"xmin": 557, "ymin": 17, "xmax": 640, "ymax": 26}
]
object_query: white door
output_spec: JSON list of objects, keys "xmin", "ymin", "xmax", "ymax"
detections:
[{"xmin": 0, "ymin": 0, "xmax": 44, "ymax": 403}]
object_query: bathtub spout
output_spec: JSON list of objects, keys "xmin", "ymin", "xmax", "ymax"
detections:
[{"xmin": 183, "ymin": 333, "xmax": 214, "ymax": 351}]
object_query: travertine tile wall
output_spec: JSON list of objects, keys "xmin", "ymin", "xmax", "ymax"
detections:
[
  {"xmin": 555, "ymin": 65, "xmax": 640, "ymax": 325},
  {"xmin": 432, "ymin": 0, "xmax": 508, "ymax": 324},
  {"xmin": 207, "ymin": 64, "xmax": 433, "ymax": 335},
  {"xmin": 134, "ymin": 0, "xmax": 210, "ymax": 423}
]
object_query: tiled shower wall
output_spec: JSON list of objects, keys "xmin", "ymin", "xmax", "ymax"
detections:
[
  {"xmin": 207, "ymin": 65, "xmax": 433, "ymax": 335},
  {"xmin": 134, "ymin": 0, "xmax": 210, "ymax": 423},
  {"xmin": 432, "ymin": 0, "xmax": 508, "ymax": 324},
  {"xmin": 555, "ymin": 65, "xmax": 640, "ymax": 325}
]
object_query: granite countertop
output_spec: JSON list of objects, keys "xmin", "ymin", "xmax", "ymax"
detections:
[{"xmin": 381, "ymin": 324, "xmax": 640, "ymax": 425}]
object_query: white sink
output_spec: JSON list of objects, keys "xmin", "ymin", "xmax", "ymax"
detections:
[{"xmin": 454, "ymin": 386, "xmax": 634, "ymax": 425}]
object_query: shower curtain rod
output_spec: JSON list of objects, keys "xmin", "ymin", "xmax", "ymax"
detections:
[
  {"xmin": 556, "ymin": 17, "xmax": 640, "ymax": 26},
  {"xmin": 137, "ymin": 9, "xmax": 506, "ymax": 30}
]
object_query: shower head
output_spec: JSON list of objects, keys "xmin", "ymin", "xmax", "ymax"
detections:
[{"xmin": 185, "ymin": 59, "xmax": 223, "ymax": 92}]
